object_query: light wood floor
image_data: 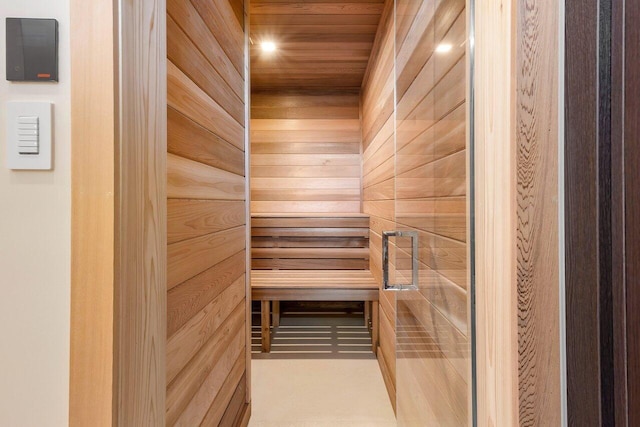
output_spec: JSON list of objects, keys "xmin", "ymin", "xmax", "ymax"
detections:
[{"xmin": 249, "ymin": 312, "xmax": 396, "ymax": 426}]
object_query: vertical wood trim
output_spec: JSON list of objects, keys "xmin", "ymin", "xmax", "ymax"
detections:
[
  {"xmin": 474, "ymin": 1, "xmax": 519, "ymax": 426},
  {"xmin": 70, "ymin": 0, "xmax": 116, "ymax": 424},
  {"xmin": 565, "ymin": 0, "xmax": 602, "ymax": 425},
  {"xmin": 116, "ymin": 0, "xmax": 167, "ymax": 425},
  {"xmin": 622, "ymin": 3, "xmax": 640, "ymax": 423},
  {"xmin": 70, "ymin": 0, "xmax": 167, "ymax": 424},
  {"xmin": 611, "ymin": 2, "xmax": 627, "ymax": 425},
  {"xmin": 516, "ymin": 0, "xmax": 561, "ymax": 424}
]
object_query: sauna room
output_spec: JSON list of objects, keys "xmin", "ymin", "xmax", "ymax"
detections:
[{"xmin": 165, "ymin": 0, "xmax": 470, "ymax": 424}]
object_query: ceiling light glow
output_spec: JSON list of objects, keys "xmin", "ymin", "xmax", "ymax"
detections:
[
  {"xmin": 435, "ymin": 43, "xmax": 453, "ymax": 53},
  {"xmin": 261, "ymin": 41, "xmax": 277, "ymax": 53}
]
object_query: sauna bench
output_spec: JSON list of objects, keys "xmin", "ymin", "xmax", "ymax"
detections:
[{"xmin": 250, "ymin": 213, "xmax": 379, "ymax": 353}]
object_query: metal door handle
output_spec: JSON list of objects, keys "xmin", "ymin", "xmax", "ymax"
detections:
[{"xmin": 382, "ymin": 230, "xmax": 419, "ymax": 291}]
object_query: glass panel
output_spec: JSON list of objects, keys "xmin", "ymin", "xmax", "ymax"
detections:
[{"xmin": 392, "ymin": 0, "xmax": 474, "ymax": 425}]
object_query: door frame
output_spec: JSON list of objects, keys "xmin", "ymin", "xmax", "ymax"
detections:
[
  {"xmin": 67, "ymin": 0, "xmax": 569, "ymax": 425},
  {"xmin": 69, "ymin": 0, "xmax": 167, "ymax": 424}
]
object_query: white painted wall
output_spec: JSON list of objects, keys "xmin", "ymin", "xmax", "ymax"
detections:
[{"xmin": 0, "ymin": 1, "xmax": 70, "ymax": 425}]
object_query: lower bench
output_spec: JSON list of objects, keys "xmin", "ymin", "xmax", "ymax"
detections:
[{"xmin": 251, "ymin": 270, "xmax": 379, "ymax": 353}]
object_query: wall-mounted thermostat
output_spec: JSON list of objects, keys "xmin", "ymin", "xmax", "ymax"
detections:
[
  {"xmin": 6, "ymin": 102, "xmax": 53, "ymax": 170},
  {"xmin": 6, "ymin": 18, "xmax": 59, "ymax": 82}
]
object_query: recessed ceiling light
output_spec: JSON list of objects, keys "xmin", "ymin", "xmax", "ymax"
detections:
[
  {"xmin": 261, "ymin": 41, "xmax": 277, "ymax": 53},
  {"xmin": 435, "ymin": 43, "xmax": 453, "ymax": 53}
]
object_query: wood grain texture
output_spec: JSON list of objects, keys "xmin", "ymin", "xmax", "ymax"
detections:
[
  {"xmin": 70, "ymin": 0, "xmax": 117, "ymax": 423},
  {"xmin": 167, "ymin": 0, "xmax": 244, "ymax": 98},
  {"xmin": 249, "ymin": 0, "xmax": 383, "ymax": 90},
  {"xmin": 168, "ymin": 199, "xmax": 245, "ymax": 244},
  {"xmin": 167, "ymin": 284, "xmax": 245, "ymax": 385},
  {"xmin": 250, "ymin": 92, "xmax": 363, "ymax": 214},
  {"xmin": 70, "ymin": 0, "xmax": 167, "ymax": 425},
  {"xmin": 515, "ymin": 0, "xmax": 561, "ymax": 425},
  {"xmin": 116, "ymin": 0, "xmax": 167, "ymax": 424},
  {"xmin": 219, "ymin": 374, "xmax": 248, "ymax": 426},
  {"xmin": 168, "ymin": 226, "xmax": 245, "ymax": 290},
  {"xmin": 168, "ymin": 61, "xmax": 244, "ymax": 150},
  {"xmin": 172, "ymin": 319, "xmax": 245, "ymax": 426},
  {"xmin": 167, "ymin": 0, "xmax": 248, "ymax": 422},
  {"xmin": 360, "ymin": 0, "xmax": 396, "ymax": 407},
  {"xmin": 474, "ymin": 1, "xmax": 518, "ymax": 426},
  {"xmin": 191, "ymin": 0, "xmax": 245, "ymax": 75},
  {"xmin": 252, "ymin": 268, "xmax": 378, "ymax": 354},
  {"xmin": 251, "ymin": 215, "xmax": 370, "ymax": 271},
  {"xmin": 168, "ymin": 253, "xmax": 246, "ymax": 335},
  {"xmin": 167, "ymin": 14, "xmax": 244, "ymax": 125},
  {"xmin": 623, "ymin": 2, "xmax": 640, "ymax": 420},
  {"xmin": 166, "ymin": 301, "xmax": 245, "ymax": 424},
  {"xmin": 565, "ymin": 0, "xmax": 640, "ymax": 424},
  {"xmin": 168, "ymin": 108, "xmax": 245, "ymax": 176},
  {"xmin": 167, "ymin": 153, "xmax": 245, "ymax": 201}
]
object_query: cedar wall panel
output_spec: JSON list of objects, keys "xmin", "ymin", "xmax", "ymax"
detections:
[
  {"xmin": 361, "ymin": 0, "xmax": 397, "ymax": 409},
  {"xmin": 166, "ymin": 0, "xmax": 248, "ymax": 424},
  {"xmin": 251, "ymin": 91, "xmax": 362, "ymax": 214},
  {"xmin": 361, "ymin": 0, "xmax": 469, "ymax": 422}
]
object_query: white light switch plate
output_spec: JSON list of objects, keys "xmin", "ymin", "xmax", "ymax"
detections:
[{"xmin": 6, "ymin": 101, "xmax": 53, "ymax": 170}]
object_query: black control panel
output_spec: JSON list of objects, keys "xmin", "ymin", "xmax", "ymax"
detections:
[{"xmin": 6, "ymin": 18, "xmax": 58, "ymax": 82}]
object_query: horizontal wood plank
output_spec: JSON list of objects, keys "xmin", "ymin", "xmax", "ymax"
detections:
[
  {"xmin": 252, "ymin": 288, "xmax": 378, "ymax": 300},
  {"xmin": 168, "ymin": 108, "xmax": 245, "ymax": 176},
  {"xmin": 252, "ymin": 236, "xmax": 370, "ymax": 248},
  {"xmin": 168, "ymin": 62, "xmax": 244, "ymax": 150},
  {"xmin": 166, "ymin": 300, "xmax": 245, "ymax": 424},
  {"xmin": 171, "ymin": 311, "xmax": 246, "ymax": 426},
  {"xmin": 252, "ymin": 247, "xmax": 369, "ymax": 259},
  {"xmin": 167, "ymin": 154, "xmax": 245, "ymax": 201},
  {"xmin": 252, "ymin": 258, "xmax": 369, "ymax": 270},
  {"xmin": 190, "ymin": 0, "xmax": 245, "ymax": 75},
  {"xmin": 167, "ymin": 252, "xmax": 246, "ymax": 335},
  {"xmin": 168, "ymin": 226, "xmax": 246, "ymax": 289},
  {"xmin": 251, "ymin": 227, "xmax": 369, "ymax": 237},
  {"xmin": 251, "ymin": 153, "xmax": 360, "ymax": 166},
  {"xmin": 252, "ymin": 216, "xmax": 369, "ymax": 227},
  {"xmin": 251, "ymin": 142, "xmax": 360, "ymax": 155},
  {"xmin": 168, "ymin": 199, "xmax": 245, "ymax": 244},
  {"xmin": 167, "ymin": 281, "xmax": 245, "ymax": 384},
  {"xmin": 167, "ymin": 14, "xmax": 244, "ymax": 125},
  {"xmin": 167, "ymin": 0, "xmax": 243, "ymax": 98},
  {"xmin": 251, "ymin": 201, "xmax": 362, "ymax": 213}
]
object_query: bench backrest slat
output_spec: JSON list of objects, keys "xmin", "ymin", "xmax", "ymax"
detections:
[{"xmin": 251, "ymin": 214, "xmax": 370, "ymax": 270}]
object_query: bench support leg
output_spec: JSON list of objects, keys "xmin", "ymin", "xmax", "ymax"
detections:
[
  {"xmin": 364, "ymin": 301, "xmax": 371, "ymax": 328},
  {"xmin": 371, "ymin": 301, "xmax": 379, "ymax": 354},
  {"xmin": 261, "ymin": 300, "xmax": 271, "ymax": 353},
  {"xmin": 272, "ymin": 301, "xmax": 280, "ymax": 328}
]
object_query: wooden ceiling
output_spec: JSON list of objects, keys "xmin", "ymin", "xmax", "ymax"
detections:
[{"xmin": 250, "ymin": 0, "xmax": 385, "ymax": 90}]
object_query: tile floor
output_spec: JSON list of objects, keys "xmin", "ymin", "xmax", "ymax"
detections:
[{"xmin": 248, "ymin": 311, "xmax": 396, "ymax": 427}]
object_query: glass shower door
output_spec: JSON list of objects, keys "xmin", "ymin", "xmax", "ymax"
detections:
[{"xmin": 384, "ymin": 0, "xmax": 474, "ymax": 424}]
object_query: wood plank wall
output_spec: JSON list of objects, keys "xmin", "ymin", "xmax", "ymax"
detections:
[
  {"xmin": 250, "ymin": 91, "xmax": 362, "ymax": 214},
  {"xmin": 166, "ymin": 0, "xmax": 249, "ymax": 424},
  {"xmin": 360, "ymin": 0, "xmax": 396, "ymax": 409}
]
